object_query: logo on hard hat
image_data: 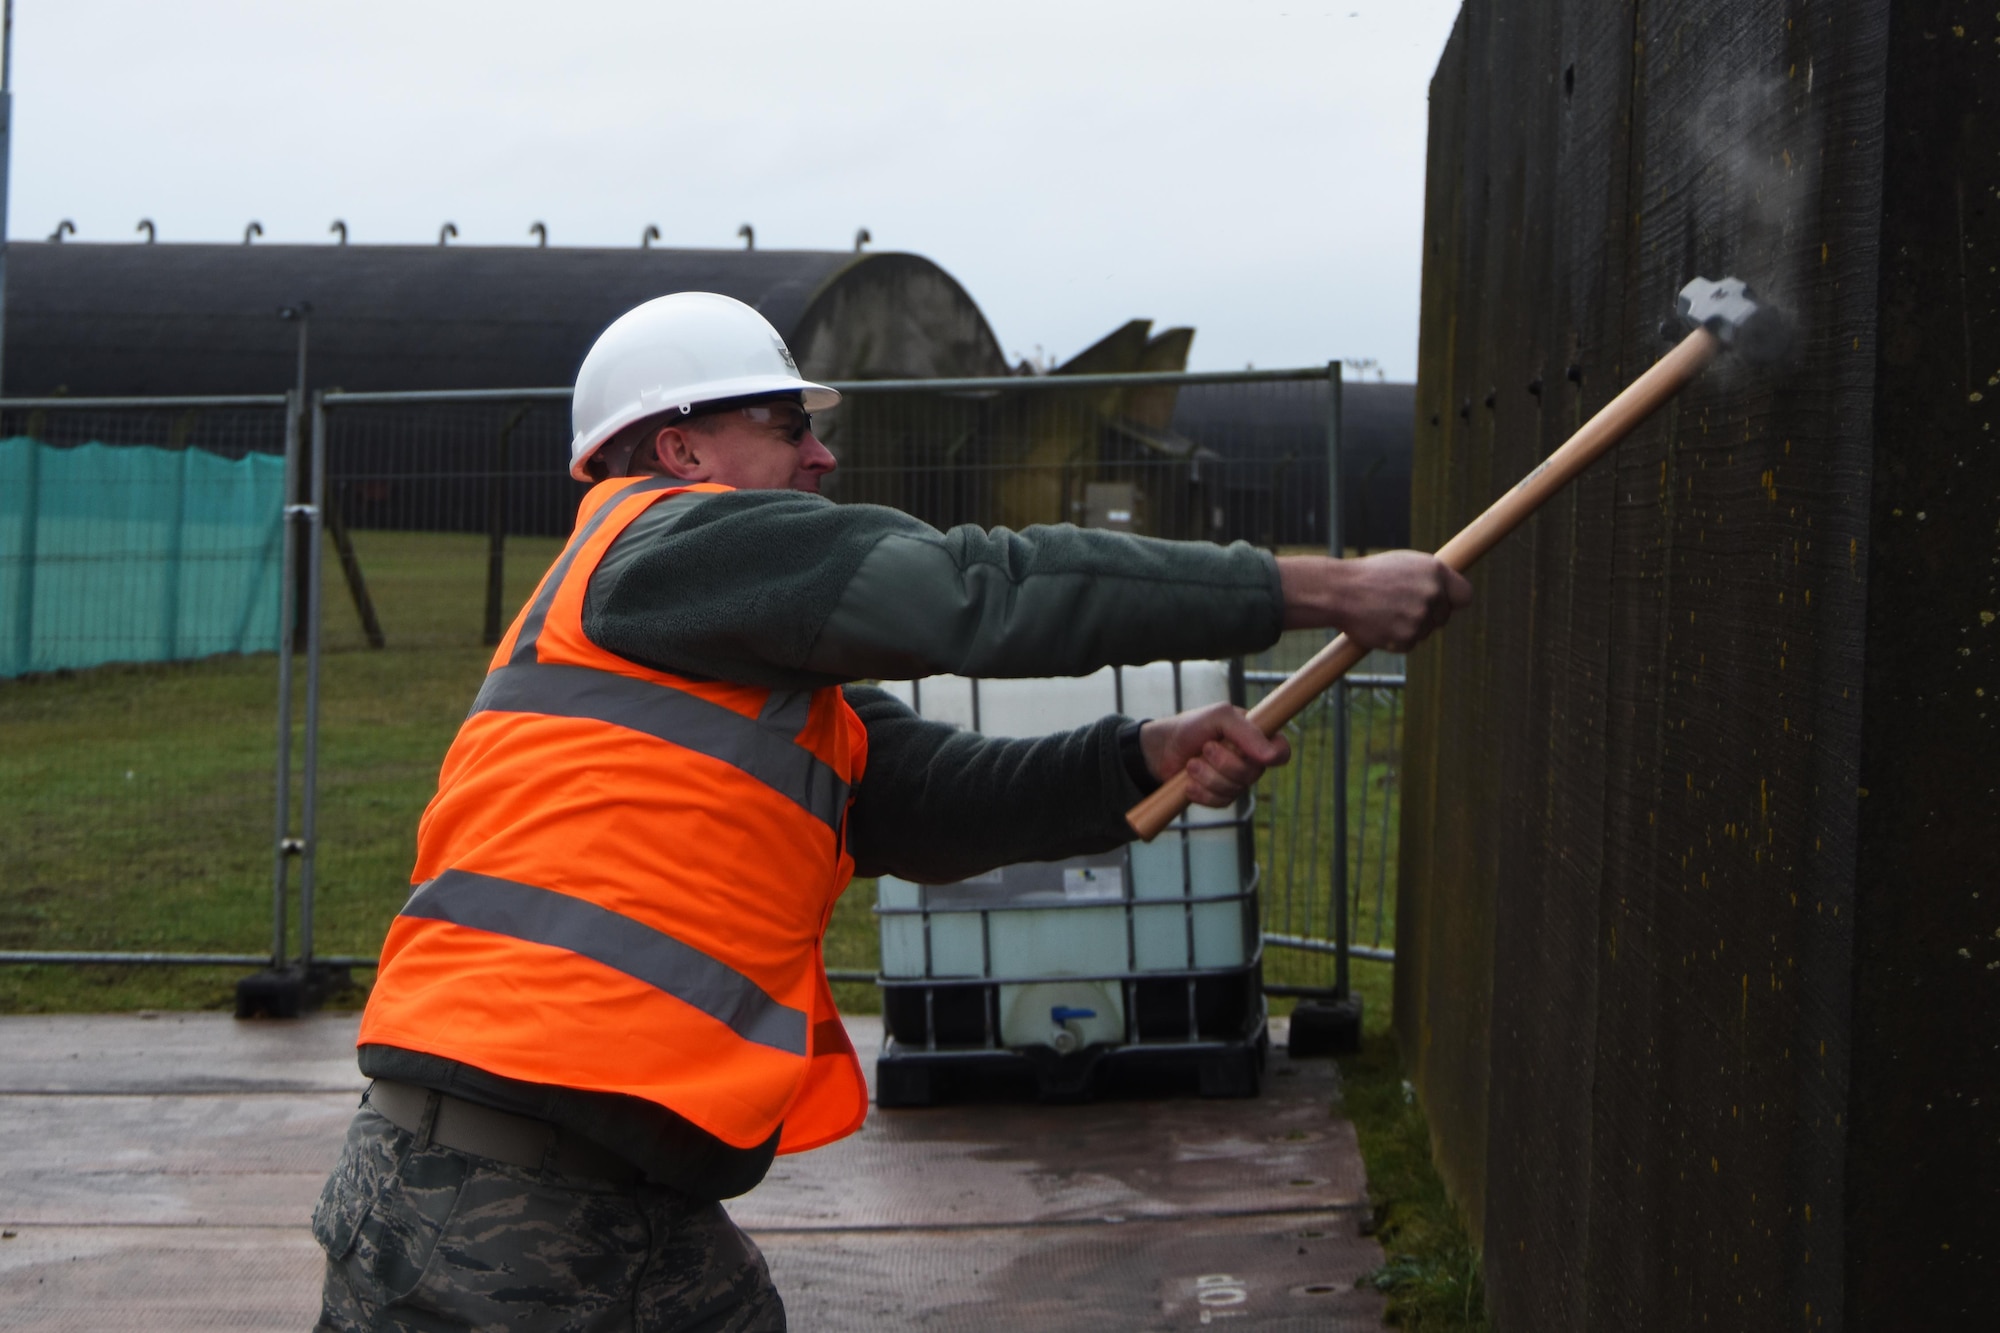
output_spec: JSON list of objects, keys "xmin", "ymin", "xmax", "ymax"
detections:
[{"xmin": 773, "ymin": 336, "xmax": 799, "ymax": 374}]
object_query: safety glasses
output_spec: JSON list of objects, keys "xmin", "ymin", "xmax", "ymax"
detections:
[{"xmin": 727, "ymin": 402, "xmax": 814, "ymax": 445}]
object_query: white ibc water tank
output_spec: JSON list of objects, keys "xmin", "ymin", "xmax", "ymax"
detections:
[{"xmin": 874, "ymin": 662, "xmax": 1259, "ymax": 1054}]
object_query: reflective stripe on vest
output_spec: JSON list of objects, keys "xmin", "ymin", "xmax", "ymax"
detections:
[
  {"xmin": 467, "ymin": 663, "xmax": 849, "ymax": 830},
  {"xmin": 475, "ymin": 480, "xmax": 848, "ymax": 826},
  {"xmin": 403, "ymin": 869, "xmax": 808, "ymax": 1056}
]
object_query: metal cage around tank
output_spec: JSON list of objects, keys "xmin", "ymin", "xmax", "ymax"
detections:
[{"xmin": 868, "ymin": 662, "xmax": 1271, "ymax": 1104}]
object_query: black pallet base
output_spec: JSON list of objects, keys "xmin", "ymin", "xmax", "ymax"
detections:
[
  {"xmin": 881, "ymin": 968, "xmax": 1266, "ymax": 1051},
  {"xmin": 234, "ymin": 963, "xmax": 358, "ymax": 1019},
  {"xmin": 876, "ymin": 1023, "xmax": 1268, "ymax": 1109}
]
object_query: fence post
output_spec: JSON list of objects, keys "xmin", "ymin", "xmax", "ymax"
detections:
[
  {"xmin": 1327, "ymin": 359, "xmax": 1350, "ymax": 1004},
  {"xmin": 0, "ymin": 1, "xmax": 13, "ymax": 398},
  {"xmin": 298, "ymin": 391, "xmax": 327, "ymax": 969},
  {"xmin": 265, "ymin": 390, "xmax": 302, "ymax": 971},
  {"xmin": 287, "ymin": 322, "xmax": 313, "ymax": 654},
  {"xmin": 484, "ymin": 405, "xmax": 528, "ymax": 645},
  {"xmin": 236, "ymin": 390, "xmax": 350, "ymax": 1017},
  {"xmin": 1285, "ymin": 360, "xmax": 1361, "ymax": 1057}
]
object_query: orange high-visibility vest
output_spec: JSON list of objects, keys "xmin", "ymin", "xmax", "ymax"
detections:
[{"xmin": 359, "ymin": 477, "xmax": 871, "ymax": 1155}]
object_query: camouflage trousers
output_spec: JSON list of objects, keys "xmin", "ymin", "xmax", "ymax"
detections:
[{"xmin": 312, "ymin": 1103, "xmax": 784, "ymax": 1332}]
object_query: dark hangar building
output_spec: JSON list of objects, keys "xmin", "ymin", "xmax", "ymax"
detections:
[
  {"xmin": 5, "ymin": 239, "xmax": 1414, "ymax": 550},
  {"xmin": 2, "ymin": 241, "xmax": 1012, "ymax": 396}
]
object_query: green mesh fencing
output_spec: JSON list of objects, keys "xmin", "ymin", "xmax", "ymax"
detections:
[{"xmin": 0, "ymin": 438, "xmax": 286, "ymax": 678}]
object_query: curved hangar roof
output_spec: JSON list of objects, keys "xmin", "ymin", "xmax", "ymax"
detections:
[{"xmin": 3, "ymin": 242, "xmax": 1010, "ymax": 397}]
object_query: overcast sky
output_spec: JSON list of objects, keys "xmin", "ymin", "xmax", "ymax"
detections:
[{"xmin": 8, "ymin": 1, "xmax": 1462, "ymax": 380}]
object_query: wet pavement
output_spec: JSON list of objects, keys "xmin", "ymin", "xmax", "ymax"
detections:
[{"xmin": 0, "ymin": 1011, "xmax": 1385, "ymax": 1330}]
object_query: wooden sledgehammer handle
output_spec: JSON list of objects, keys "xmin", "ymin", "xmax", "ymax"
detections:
[{"xmin": 1126, "ymin": 327, "xmax": 1722, "ymax": 840}]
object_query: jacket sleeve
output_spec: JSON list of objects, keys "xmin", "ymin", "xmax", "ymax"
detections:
[
  {"xmin": 582, "ymin": 489, "xmax": 1284, "ymax": 691},
  {"xmin": 841, "ymin": 684, "xmax": 1154, "ymax": 883}
]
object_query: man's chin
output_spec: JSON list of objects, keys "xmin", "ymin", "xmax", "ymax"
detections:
[{"xmin": 791, "ymin": 477, "xmax": 824, "ymax": 494}]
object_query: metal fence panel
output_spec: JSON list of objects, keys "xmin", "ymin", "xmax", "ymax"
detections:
[
  {"xmin": 306, "ymin": 372, "xmax": 1397, "ymax": 992},
  {"xmin": 1246, "ymin": 651, "xmax": 1404, "ymax": 997},
  {"xmin": 1, "ymin": 372, "xmax": 1401, "ymax": 1020},
  {"xmin": 0, "ymin": 398, "xmax": 293, "ymax": 982}
]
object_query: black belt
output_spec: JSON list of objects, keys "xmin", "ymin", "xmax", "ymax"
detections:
[{"xmin": 366, "ymin": 1079, "xmax": 641, "ymax": 1185}]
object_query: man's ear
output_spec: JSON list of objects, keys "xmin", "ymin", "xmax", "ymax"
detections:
[{"xmin": 650, "ymin": 425, "xmax": 711, "ymax": 481}]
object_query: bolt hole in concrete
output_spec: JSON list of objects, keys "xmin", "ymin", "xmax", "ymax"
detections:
[{"xmin": 1291, "ymin": 1283, "xmax": 1345, "ymax": 1297}]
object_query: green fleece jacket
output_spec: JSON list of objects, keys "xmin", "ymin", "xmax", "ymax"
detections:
[{"xmin": 360, "ymin": 487, "xmax": 1284, "ymax": 1197}]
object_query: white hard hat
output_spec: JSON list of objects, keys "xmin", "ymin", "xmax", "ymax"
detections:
[{"xmin": 569, "ymin": 291, "xmax": 840, "ymax": 481}]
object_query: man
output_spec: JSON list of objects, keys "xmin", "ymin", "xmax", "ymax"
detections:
[{"xmin": 313, "ymin": 293, "xmax": 1470, "ymax": 1331}]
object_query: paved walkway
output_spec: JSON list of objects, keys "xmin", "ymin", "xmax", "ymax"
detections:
[{"xmin": 0, "ymin": 1012, "xmax": 1384, "ymax": 1330}]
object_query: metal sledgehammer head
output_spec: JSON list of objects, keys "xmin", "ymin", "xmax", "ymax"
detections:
[{"xmin": 1677, "ymin": 275, "xmax": 1791, "ymax": 364}]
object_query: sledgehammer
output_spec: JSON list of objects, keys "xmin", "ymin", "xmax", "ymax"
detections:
[{"xmin": 1126, "ymin": 275, "xmax": 1790, "ymax": 840}]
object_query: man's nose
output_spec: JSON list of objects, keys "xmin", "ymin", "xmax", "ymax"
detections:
[{"xmin": 799, "ymin": 434, "xmax": 836, "ymax": 473}]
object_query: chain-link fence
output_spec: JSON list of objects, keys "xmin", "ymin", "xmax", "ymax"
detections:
[
  {"xmin": 1, "ymin": 369, "xmax": 1402, "ymax": 1022},
  {"xmin": 0, "ymin": 395, "xmax": 300, "ymax": 994}
]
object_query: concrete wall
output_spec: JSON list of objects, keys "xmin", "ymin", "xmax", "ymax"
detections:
[{"xmin": 1396, "ymin": 2, "xmax": 1995, "ymax": 1328}]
